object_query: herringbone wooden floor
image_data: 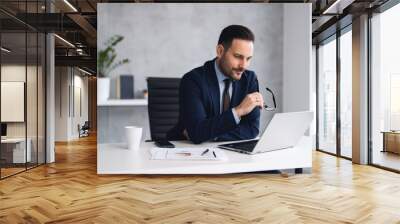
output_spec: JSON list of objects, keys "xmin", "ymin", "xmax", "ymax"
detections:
[{"xmin": 1, "ymin": 134, "xmax": 400, "ymax": 224}]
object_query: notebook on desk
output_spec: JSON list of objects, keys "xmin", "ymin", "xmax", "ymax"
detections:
[
  {"xmin": 218, "ymin": 111, "xmax": 313, "ymax": 155},
  {"xmin": 150, "ymin": 147, "xmax": 227, "ymax": 161}
]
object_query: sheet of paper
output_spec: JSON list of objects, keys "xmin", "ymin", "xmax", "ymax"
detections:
[{"xmin": 150, "ymin": 147, "xmax": 226, "ymax": 161}]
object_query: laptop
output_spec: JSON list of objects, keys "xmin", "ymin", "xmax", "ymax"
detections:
[{"xmin": 218, "ymin": 111, "xmax": 313, "ymax": 154}]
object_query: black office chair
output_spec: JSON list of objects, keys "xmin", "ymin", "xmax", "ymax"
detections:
[
  {"xmin": 147, "ymin": 77, "xmax": 181, "ymax": 141},
  {"xmin": 78, "ymin": 121, "xmax": 90, "ymax": 138}
]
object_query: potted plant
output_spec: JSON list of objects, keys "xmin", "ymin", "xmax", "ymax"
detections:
[{"xmin": 97, "ymin": 35, "xmax": 130, "ymax": 103}]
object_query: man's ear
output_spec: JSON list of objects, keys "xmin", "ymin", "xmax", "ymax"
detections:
[{"xmin": 216, "ymin": 44, "xmax": 224, "ymax": 58}]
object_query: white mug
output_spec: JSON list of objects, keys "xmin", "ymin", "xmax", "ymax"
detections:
[{"xmin": 125, "ymin": 126, "xmax": 143, "ymax": 151}]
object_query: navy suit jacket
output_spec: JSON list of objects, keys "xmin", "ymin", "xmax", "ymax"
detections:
[{"xmin": 167, "ymin": 58, "xmax": 260, "ymax": 144}]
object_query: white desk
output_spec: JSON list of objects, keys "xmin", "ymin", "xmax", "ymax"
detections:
[
  {"xmin": 1, "ymin": 138, "xmax": 31, "ymax": 163},
  {"xmin": 97, "ymin": 136, "xmax": 312, "ymax": 174},
  {"xmin": 97, "ymin": 99, "xmax": 148, "ymax": 107}
]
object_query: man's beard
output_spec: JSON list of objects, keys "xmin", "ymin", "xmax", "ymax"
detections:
[{"xmin": 218, "ymin": 58, "xmax": 243, "ymax": 80}]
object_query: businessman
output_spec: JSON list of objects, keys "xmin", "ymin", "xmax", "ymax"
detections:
[{"xmin": 167, "ymin": 25, "xmax": 264, "ymax": 144}]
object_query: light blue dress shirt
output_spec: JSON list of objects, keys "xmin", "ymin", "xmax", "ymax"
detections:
[{"xmin": 214, "ymin": 61, "xmax": 241, "ymax": 124}]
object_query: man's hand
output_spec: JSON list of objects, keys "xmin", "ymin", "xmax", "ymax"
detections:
[{"xmin": 234, "ymin": 92, "xmax": 264, "ymax": 117}]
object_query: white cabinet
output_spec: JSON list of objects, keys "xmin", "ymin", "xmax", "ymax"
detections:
[{"xmin": 1, "ymin": 138, "xmax": 32, "ymax": 163}]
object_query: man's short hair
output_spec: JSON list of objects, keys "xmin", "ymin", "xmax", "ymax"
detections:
[{"xmin": 218, "ymin": 25, "xmax": 255, "ymax": 50}]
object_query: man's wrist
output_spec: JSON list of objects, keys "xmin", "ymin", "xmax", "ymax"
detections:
[
  {"xmin": 231, "ymin": 108, "xmax": 241, "ymax": 124},
  {"xmin": 234, "ymin": 107, "xmax": 243, "ymax": 117}
]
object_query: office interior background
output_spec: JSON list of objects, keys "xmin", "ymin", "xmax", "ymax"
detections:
[{"xmin": 1, "ymin": 0, "xmax": 400, "ymax": 222}]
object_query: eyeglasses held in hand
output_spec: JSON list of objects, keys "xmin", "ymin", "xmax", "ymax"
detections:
[{"xmin": 264, "ymin": 87, "xmax": 276, "ymax": 111}]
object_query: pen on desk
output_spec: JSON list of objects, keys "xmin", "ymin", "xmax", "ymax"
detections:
[
  {"xmin": 213, "ymin": 151, "xmax": 216, "ymax": 158},
  {"xmin": 201, "ymin": 149, "xmax": 209, "ymax": 156},
  {"xmin": 176, "ymin": 152, "xmax": 191, "ymax": 156}
]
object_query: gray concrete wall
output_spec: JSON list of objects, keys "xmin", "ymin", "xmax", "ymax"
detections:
[
  {"xmin": 283, "ymin": 4, "xmax": 314, "ymax": 138},
  {"xmin": 283, "ymin": 4, "xmax": 312, "ymax": 113},
  {"xmin": 98, "ymin": 106, "xmax": 149, "ymax": 143},
  {"xmin": 97, "ymin": 3, "xmax": 310, "ymax": 143}
]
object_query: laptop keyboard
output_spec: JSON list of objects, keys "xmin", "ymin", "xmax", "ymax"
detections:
[{"xmin": 220, "ymin": 139, "xmax": 259, "ymax": 152}]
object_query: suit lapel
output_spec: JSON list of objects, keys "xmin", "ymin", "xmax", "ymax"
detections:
[
  {"xmin": 232, "ymin": 72, "xmax": 254, "ymax": 107},
  {"xmin": 204, "ymin": 59, "xmax": 220, "ymax": 116},
  {"xmin": 231, "ymin": 80, "xmax": 238, "ymax": 107}
]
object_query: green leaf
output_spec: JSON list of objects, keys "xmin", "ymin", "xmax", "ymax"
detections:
[{"xmin": 97, "ymin": 35, "xmax": 130, "ymax": 77}]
